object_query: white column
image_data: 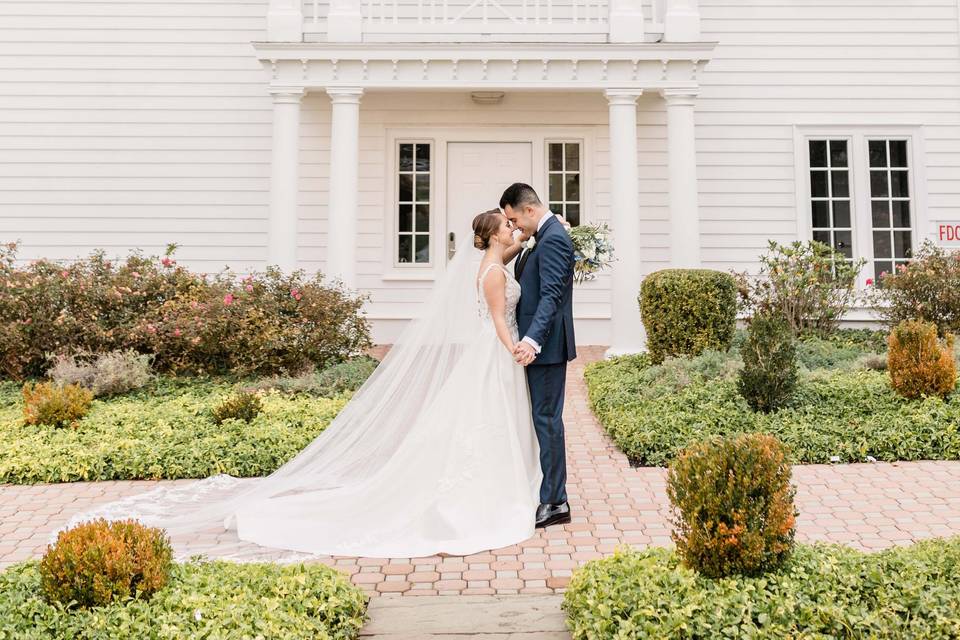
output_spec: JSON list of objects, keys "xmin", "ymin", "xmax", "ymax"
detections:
[
  {"xmin": 663, "ymin": 89, "xmax": 701, "ymax": 268},
  {"xmin": 326, "ymin": 88, "xmax": 363, "ymax": 288},
  {"xmin": 328, "ymin": 0, "xmax": 363, "ymax": 42},
  {"xmin": 267, "ymin": 0, "xmax": 303, "ymax": 41},
  {"xmin": 607, "ymin": 0, "xmax": 645, "ymax": 43},
  {"xmin": 664, "ymin": 0, "xmax": 701, "ymax": 42},
  {"xmin": 605, "ymin": 89, "xmax": 646, "ymax": 357},
  {"xmin": 267, "ymin": 89, "xmax": 303, "ymax": 272}
]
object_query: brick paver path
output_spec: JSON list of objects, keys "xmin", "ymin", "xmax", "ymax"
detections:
[{"xmin": 3, "ymin": 346, "xmax": 960, "ymax": 598}]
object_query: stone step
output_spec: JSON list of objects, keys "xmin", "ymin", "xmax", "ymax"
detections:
[{"xmin": 360, "ymin": 595, "xmax": 571, "ymax": 639}]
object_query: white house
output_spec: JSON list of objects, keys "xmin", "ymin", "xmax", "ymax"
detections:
[{"xmin": 2, "ymin": 1, "xmax": 959, "ymax": 351}]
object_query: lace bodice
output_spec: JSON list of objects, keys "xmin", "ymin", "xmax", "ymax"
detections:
[{"xmin": 477, "ymin": 263, "xmax": 521, "ymax": 333}]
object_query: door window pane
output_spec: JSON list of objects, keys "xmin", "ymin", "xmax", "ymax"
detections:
[
  {"xmin": 808, "ymin": 138, "xmax": 853, "ymax": 267},
  {"xmin": 547, "ymin": 141, "xmax": 582, "ymax": 227},
  {"xmin": 397, "ymin": 142, "xmax": 431, "ymax": 264},
  {"xmin": 869, "ymin": 139, "xmax": 912, "ymax": 278}
]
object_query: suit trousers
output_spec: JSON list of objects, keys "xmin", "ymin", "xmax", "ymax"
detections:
[{"xmin": 525, "ymin": 361, "xmax": 568, "ymax": 505}]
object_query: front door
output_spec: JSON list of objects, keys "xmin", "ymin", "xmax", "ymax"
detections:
[{"xmin": 446, "ymin": 142, "xmax": 533, "ymax": 261}]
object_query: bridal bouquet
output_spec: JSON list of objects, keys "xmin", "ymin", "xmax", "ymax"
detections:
[{"xmin": 567, "ymin": 222, "xmax": 614, "ymax": 284}]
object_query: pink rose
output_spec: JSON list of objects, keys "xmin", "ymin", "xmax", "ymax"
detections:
[
  {"xmin": 131, "ymin": 271, "xmax": 140, "ymax": 278},
  {"xmin": 173, "ymin": 328, "xmax": 182, "ymax": 337},
  {"xmin": 290, "ymin": 288, "xmax": 301, "ymax": 301},
  {"xmin": 879, "ymin": 271, "xmax": 887, "ymax": 278},
  {"xmin": 245, "ymin": 284, "xmax": 253, "ymax": 292},
  {"xmin": 224, "ymin": 293, "xmax": 234, "ymax": 305},
  {"xmin": 161, "ymin": 257, "xmax": 174, "ymax": 268},
  {"xmin": 61, "ymin": 270, "xmax": 69, "ymax": 278}
]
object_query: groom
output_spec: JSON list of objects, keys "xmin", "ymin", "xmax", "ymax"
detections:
[{"xmin": 501, "ymin": 183, "xmax": 577, "ymax": 529}]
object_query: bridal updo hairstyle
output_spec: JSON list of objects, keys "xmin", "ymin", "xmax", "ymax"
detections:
[{"xmin": 472, "ymin": 209, "xmax": 504, "ymax": 250}]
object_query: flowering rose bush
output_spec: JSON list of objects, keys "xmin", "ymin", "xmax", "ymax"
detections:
[
  {"xmin": 871, "ymin": 241, "xmax": 960, "ymax": 336},
  {"xmin": 0, "ymin": 242, "xmax": 371, "ymax": 379},
  {"xmin": 734, "ymin": 240, "xmax": 864, "ymax": 336}
]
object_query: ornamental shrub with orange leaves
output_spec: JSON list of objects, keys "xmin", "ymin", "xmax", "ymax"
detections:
[
  {"xmin": 22, "ymin": 381, "xmax": 92, "ymax": 429},
  {"xmin": 40, "ymin": 519, "xmax": 173, "ymax": 608},
  {"xmin": 667, "ymin": 433, "xmax": 797, "ymax": 578},
  {"xmin": 888, "ymin": 320, "xmax": 956, "ymax": 399}
]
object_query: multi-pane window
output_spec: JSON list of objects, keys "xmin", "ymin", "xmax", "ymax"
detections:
[
  {"xmin": 869, "ymin": 139, "xmax": 912, "ymax": 278},
  {"xmin": 547, "ymin": 142, "xmax": 581, "ymax": 227},
  {"xmin": 396, "ymin": 142, "xmax": 431, "ymax": 264},
  {"xmin": 808, "ymin": 139, "xmax": 853, "ymax": 260}
]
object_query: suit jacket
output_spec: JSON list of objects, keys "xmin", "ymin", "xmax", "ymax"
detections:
[{"xmin": 514, "ymin": 214, "xmax": 577, "ymax": 365}]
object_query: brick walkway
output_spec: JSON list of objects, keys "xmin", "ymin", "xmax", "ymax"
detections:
[{"xmin": 2, "ymin": 346, "xmax": 960, "ymax": 598}]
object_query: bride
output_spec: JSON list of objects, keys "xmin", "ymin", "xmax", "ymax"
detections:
[{"xmin": 65, "ymin": 209, "xmax": 547, "ymax": 560}]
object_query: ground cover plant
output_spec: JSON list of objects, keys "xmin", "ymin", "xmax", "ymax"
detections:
[
  {"xmin": 0, "ymin": 376, "xmax": 347, "ymax": 484},
  {"xmin": 562, "ymin": 537, "xmax": 960, "ymax": 639},
  {"xmin": 585, "ymin": 331, "xmax": 960, "ymax": 466},
  {"xmin": 0, "ymin": 559, "xmax": 367, "ymax": 639}
]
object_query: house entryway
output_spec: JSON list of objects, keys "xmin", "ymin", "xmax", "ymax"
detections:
[{"xmin": 446, "ymin": 142, "xmax": 532, "ymax": 262}]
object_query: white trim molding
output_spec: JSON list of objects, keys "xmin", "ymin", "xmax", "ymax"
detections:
[{"xmin": 254, "ymin": 42, "xmax": 715, "ymax": 92}]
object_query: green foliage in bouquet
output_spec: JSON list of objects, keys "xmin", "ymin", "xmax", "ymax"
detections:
[{"xmin": 567, "ymin": 223, "xmax": 614, "ymax": 284}]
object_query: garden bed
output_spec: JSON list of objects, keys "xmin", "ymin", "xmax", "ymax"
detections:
[
  {"xmin": 0, "ymin": 377, "xmax": 348, "ymax": 484},
  {"xmin": 585, "ymin": 333, "xmax": 960, "ymax": 466},
  {"xmin": 562, "ymin": 538, "xmax": 960, "ymax": 639},
  {"xmin": 0, "ymin": 559, "xmax": 367, "ymax": 639}
]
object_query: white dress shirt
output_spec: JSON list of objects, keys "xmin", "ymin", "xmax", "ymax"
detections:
[{"xmin": 520, "ymin": 211, "xmax": 554, "ymax": 354}]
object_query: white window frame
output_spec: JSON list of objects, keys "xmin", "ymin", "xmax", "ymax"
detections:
[
  {"xmin": 545, "ymin": 139, "xmax": 585, "ymax": 226},
  {"xmin": 382, "ymin": 126, "xmax": 594, "ymax": 281},
  {"xmin": 793, "ymin": 125, "xmax": 928, "ymax": 288}
]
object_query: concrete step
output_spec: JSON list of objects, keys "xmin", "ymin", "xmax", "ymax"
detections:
[{"xmin": 360, "ymin": 595, "xmax": 571, "ymax": 639}]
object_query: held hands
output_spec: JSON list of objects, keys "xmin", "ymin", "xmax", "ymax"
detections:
[{"xmin": 513, "ymin": 341, "xmax": 537, "ymax": 366}]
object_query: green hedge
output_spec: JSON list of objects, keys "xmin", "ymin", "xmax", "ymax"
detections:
[
  {"xmin": 562, "ymin": 539, "xmax": 960, "ymax": 639},
  {"xmin": 586, "ymin": 355, "xmax": 960, "ymax": 466},
  {"xmin": 0, "ymin": 560, "xmax": 367, "ymax": 639},
  {"xmin": 0, "ymin": 378, "xmax": 347, "ymax": 484},
  {"xmin": 639, "ymin": 269, "xmax": 737, "ymax": 364}
]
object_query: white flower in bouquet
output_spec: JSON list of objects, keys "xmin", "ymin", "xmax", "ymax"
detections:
[{"xmin": 566, "ymin": 222, "xmax": 614, "ymax": 284}]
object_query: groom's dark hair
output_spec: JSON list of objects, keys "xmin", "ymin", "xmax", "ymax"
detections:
[{"xmin": 500, "ymin": 183, "xmax": 542, "ymax": 211}]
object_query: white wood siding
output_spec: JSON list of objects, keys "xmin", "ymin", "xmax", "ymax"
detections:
[
  {"xmin": 0, "ymin": 0, "xmax": 272, "ymax": 271},
  {"xmin": 697, "ymin": 0, "xmax": 960, "ymax": 272}
]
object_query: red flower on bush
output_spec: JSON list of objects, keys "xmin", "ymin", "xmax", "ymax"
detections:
[
  {"xmin": 223, "ymin": 293, "xmax": 234, "ymax": 305},
  {"xmin": 161, "ymin": 257, "xmax": 174, "ymax": 268},
  {"xmin": 866, "ymin": 278, "xmax": 874, "ymax": 286}
]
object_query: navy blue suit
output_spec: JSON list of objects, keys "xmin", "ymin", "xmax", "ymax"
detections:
[{"xmin": 514, "ymin": 214, "xmax": 577, "ymax": 505}]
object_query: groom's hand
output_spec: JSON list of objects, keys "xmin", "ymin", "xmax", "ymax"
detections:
[{"xmin": 513, "ymin": 342, "xmax": 536, "ymax": 366}]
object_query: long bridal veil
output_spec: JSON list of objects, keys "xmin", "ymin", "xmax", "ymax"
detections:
[{"xmin": 59, "ymin": 233, "xmax": 489, "ymax": 561}]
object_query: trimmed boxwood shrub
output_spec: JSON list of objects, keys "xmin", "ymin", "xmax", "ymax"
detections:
[
  {"xmin": 0, "ymin": 378, "xmax": 347, "ymax": 484},
  {"xmin": 586, "ymin": 356, "xmax": 960, "ymax": 466},
  {"xmin": 639, "ymin": 269, "xmax": 737, "ymax": 364},
  {"xmin": 667, "ymin": 434, "xmax": 796, "ymax": 578},
  {"xmin": 563, "ymin": 538, "xmax": 960, "ymax": 639},
  {"xmin": 0, "ymin": 559, "xmax": 367, "ymax": 639},
  {"xmin": 40, "ymin": 519, "xmax": 173, "ymax": 608}
]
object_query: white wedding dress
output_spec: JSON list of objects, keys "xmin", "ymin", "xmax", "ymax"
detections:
[{"xmin": 61, "ymin": 250, "xmax": 543, "ymax": 560}]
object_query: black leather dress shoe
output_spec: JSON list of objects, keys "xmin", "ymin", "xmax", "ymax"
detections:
[{"xmin": 535, "ymin": 502, "xmax": 571, "ymax": 528}]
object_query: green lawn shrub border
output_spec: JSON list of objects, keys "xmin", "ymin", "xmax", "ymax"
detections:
[
  {"xmin": 0, "ymin": 560, "xmax": 367, "ymax": 639},
  {"xmin": 562, "ymin": 538, "xmax": 960, "ymax": 639},
  {"xmin": 586, "ymin": 354, "xmax": 960, "ymax": 466},
  {"xmin": 0, "ymin": 377, "xmax": 348, "ymax": 484}
]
